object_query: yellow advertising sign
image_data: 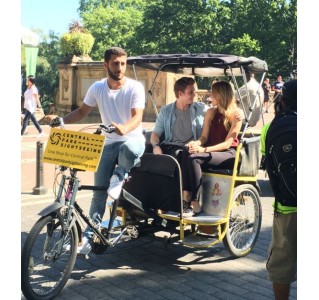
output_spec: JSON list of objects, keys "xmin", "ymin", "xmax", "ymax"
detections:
[{"xmin": 42, "ymin": 128, "xmax": 105, "ymax": 172}]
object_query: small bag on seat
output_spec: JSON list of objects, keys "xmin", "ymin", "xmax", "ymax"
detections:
[{"xmin": 238, "ymin": 136, "xmax": 260, "ymax": 176}]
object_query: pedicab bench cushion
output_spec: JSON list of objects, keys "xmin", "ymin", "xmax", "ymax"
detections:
[{"xmin": 201, "ymin": 136, "xmax": 260, "ymax": 177}]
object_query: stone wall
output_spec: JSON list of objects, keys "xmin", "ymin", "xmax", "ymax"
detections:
[{"xmin": 56, "ymin": 62, "xmax": 196, "ymax": 123}]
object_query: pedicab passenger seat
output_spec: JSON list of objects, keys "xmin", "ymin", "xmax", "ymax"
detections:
[{"xmin": 201, "ymin": 135, "xmax": 261, "ymax": 177}]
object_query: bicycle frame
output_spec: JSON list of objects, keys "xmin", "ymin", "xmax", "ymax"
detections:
[{"xmin": 43, "ymin": 166, "xmax": 128, "ymax": 250}]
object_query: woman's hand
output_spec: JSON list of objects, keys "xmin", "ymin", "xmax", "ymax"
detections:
[{"xmin": 188, "ymin": 142, "xmax": 206, "ymax": 154}]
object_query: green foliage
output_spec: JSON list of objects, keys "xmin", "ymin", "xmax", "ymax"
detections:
[
  {"xmin": 60, "ymin": 32, "xmax": 94, "ymax": 57},
  {"xmin": 128, "ymin": 0, "xmax": 224, "ymax": 54},
  {"xmin": 79, "ymin": 0, "xmax": 146, "ymax": 59},
  {"xmin": 22, "ymin": 0, "xmax": 297, "ymax": 106},
  {"xmin": 227, "ymin": 34, "xmax": 261, "ymax": 56},
  {"xmin": 76, "ymin": 0, "xmax": 298, "ymax": 79}
]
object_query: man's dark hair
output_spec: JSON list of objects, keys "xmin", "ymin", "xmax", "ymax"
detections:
[
  {"xmin": 104, "ymin": 47, "xmax": 127, "ymax": 62},
  {"xmin": 174, "ymin": 77, "xmax": 195, "ymax": 98}
]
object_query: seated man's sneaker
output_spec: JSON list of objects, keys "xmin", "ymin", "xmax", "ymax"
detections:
[
  {"xmin": 107, "ymin": 175, "xmax": 124, "ymax": 200},
  {"xmin": 77, "ymin": 236, "xmax": 92, "ymax": 255},
  {"xmin": 63, "ymin": 236, "xmax": 92, "ymax": 255}
]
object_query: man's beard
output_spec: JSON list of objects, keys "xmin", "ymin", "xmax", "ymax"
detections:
[{"xmin": 107, "ymin": 67, "xmax": 123, "ymax": 81}]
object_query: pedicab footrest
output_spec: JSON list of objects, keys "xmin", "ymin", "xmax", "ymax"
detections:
[{"xmin": 183, "ymin": 214, "xmax": 227, "ymax": 224}]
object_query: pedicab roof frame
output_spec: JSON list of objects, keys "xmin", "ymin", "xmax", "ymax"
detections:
[
  {"xmin": 127, "ymin": 53, "xmax": 268, "ymax": 77},
  {"xmin": 127, "ymin": 53, "xmax": 268, "ymax": 132}
]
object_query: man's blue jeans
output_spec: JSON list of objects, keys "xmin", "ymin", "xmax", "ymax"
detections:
[{"xmin": 88, "ymin": 139, "xmax": 145, "ymax": 223}]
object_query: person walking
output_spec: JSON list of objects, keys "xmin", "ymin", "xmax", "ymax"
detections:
[
  {"xmin": 46, "ymin": 47, "xmax": 146, "ymax": 255},
  {"xmin": 21, "ymin": 76, "xmax": 45, "ymax": 138}
]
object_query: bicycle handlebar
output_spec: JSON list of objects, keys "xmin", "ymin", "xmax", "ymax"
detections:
[
  {"xmin": 50, "ymin": 117, "xmax": 63, "ymax": 128},
  {"xmin": 93, "ymin": 124, "xmax": 116, "ymax": 135},
  {"xmin": 49, "ymin": 117, "xmax": 116, "ymax": 135}
]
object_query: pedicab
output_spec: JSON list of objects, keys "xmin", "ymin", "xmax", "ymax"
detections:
[{"xmin": 21, "ymin": 53, "xmax": 267, "ymax": 300}]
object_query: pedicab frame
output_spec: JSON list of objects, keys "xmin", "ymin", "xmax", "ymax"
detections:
[{"xmin": 120, "ymin": 53, "xmax": 268, "ymax": 256}]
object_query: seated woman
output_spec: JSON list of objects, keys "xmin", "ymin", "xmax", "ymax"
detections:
[{"xmin": 181, "ymin": 81, "xmax": 242, "ymax": 216}]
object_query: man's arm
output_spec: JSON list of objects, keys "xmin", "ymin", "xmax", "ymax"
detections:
[
  {"xmin": 111, "ymin": 107, "xmax": 144, "ymax": 136},
  {"xmin": 64, "ymin": 103, "xmax": 93, "ymax": 124},
  {"xmin": 150, "ymin": 131, "xmax": 163, "ymax": 154},
  {"xmin": 45, "ymin": 103, "xmax": 93, "ymax": 124}
]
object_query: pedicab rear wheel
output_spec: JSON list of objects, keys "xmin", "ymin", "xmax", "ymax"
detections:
[{"xmin": 223, "ymin": 184, "xmax": 262, "ymax": 257}]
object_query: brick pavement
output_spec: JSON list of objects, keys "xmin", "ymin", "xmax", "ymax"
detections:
[{"xmin": 21, "ymin": 105, "xmax": 297, "ymax": 299}]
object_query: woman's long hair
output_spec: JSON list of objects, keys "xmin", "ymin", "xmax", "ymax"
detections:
[{"xmin": 211, "ymin": 81, "xmax": 237, "ymax": 130}]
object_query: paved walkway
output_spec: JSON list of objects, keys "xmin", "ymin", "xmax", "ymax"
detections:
[{"xmin": 21, "ymin": 105, "xmax": 297, "ymax": 299}]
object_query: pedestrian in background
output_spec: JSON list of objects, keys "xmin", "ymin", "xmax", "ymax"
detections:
[
  {"xmin": 237, "ymin": 72, "xmax": 264, "ymax": 128},
  {"xmin": 21, "ymin": 75, "xmax": 45, "ymax": 138},
  {"xmin": 272, "ymin": 75, "xmax": 285, "ymax": 102},
  {"xmin": 262, "ymin": 77, "xmax": 271, "ymax": 113}
]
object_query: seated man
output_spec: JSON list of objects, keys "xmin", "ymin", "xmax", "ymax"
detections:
[{"xmin": 150, "ymin": 77, "xmax": 208, "ymax": 162}]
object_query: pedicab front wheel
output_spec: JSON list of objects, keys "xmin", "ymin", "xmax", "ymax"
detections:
[
  {"xmin": 21, "ymin": 213, "xmax": 78, "ymax": 300},
  {"xmin": 223, "ymin": 184, "xmax": 262, "ymax": 257}
]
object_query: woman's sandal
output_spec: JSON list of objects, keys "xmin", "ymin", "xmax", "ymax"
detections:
[
  {"xmin": 183, "ymin": 200, "xmax": 191, "ymax": 210},
  {"xmin": 191, "ymin": 201, "xmax": 201, "ymax": 215}
]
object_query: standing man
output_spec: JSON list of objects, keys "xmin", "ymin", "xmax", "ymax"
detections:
[
  {"xmin": 237, "ymin": 72, "xmax": 264, "ymax": 128},
  {"xmin": 263, "ymin": 79, "xmax": 297, "ymax": 300},
  {"xmin": 47, "ymin": 47, "xmax": 146, "ymax": 255},
  {"xmin": 272, "ymin": 75, "xmax": 285, "ymax": 102},
  {"xmin": 262, "ymin": 77, "xmax": 271, "ymax": 113}
]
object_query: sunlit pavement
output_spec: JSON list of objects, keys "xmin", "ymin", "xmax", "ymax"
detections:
[{"xmin": 21, "ymin": 105, "xmax": 296, "ymax": 300}]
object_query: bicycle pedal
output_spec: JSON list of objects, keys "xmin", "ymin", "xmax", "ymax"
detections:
[
  {"xmin": 126, "ymin": 225, "xmax": 139, "ymax": 238},
  {"xmin": 77, "ymin": 253, "xmax": 90, "ymax": 259}
]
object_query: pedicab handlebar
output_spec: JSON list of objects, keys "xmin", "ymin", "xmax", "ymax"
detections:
[{"xmin": 49, "ymin": 117, "xmax": 116, "ymax": 135}]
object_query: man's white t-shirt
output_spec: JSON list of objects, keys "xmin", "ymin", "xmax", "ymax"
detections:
[
  {"xmin": 84, "ymin": 77, "xmax": 145, "ymax": 144},
  {"xmin": 24, "ymin": 86, "xmax": 38, "ymax": 114}
]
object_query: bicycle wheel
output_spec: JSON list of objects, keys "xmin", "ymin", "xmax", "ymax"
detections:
[
  {"xmin": 21, "ymin": 213, "xmax": 78, "ymax": 300},
  {"xmin": 223, "ymin": 184, "xmax": 262, "ymax": 257}
]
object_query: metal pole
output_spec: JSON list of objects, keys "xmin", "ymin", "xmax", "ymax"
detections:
[{"xmin": 33, "ymin": 141, "xmax": 48, "ymax": 195}]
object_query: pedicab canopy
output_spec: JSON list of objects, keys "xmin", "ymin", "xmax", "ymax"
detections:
[{"xmin": 127, "ymin": 53, "xmax": 268, "ymax": 77}]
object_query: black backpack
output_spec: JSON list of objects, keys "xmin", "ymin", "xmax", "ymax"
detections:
[{"xmin": 265, "ymin": 110, "xmax": 297, "ymax": 209}]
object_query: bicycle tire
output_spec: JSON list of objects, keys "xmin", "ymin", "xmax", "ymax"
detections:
[
  {"xmin": 21, "ymin": 213, "xmax": 78, "ymax": 300},
  {"xmin": 223, "ymin": 184, "xmax": 262, "ymax": 257}
]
